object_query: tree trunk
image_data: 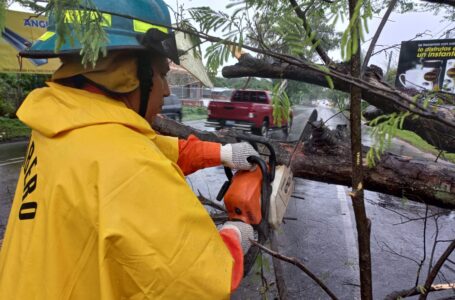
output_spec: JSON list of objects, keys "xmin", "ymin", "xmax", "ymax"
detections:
[
  {"xmin": 348, "ymin": 0, "xmax": 373, "ymax": 297},
  {"xmin": 421, "ymin": 0, "xmax": 455, "ymax": 6},
  {"xmin": 153, "ymin": 117, "xmax": 455, "ymax": 208},
  {"xmin": 221, "ymin": 55, "xmax": 455, "ymax": 153}
]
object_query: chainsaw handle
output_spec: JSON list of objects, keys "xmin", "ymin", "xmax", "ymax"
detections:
[
  {"xmin": 261, "ymin": 142, "xmax": 276, "ymax": 182},
  {"xmin": 246, "ymin": 151, "xmax": 274, "ymax": 183},
  {"xmin": 246, "ymin": 156, "xmax": 254, "ymax": 164},
  {"xmin": 224, "ymin": 166, "xmax": 233, "ymax": 181},
  {"xmin": 234, "ymin": 134, "xmax": 276, "ymax": 182}
]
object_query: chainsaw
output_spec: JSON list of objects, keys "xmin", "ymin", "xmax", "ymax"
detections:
[
  {"xmin": 216, "ymin": 137, "xmax": 293, "ymax": 274},
  {"xmin": 216, "ymin": 109, "xmax": 318, "ymax": 275}
]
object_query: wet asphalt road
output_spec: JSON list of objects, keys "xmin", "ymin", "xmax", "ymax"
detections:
[
  {"xmin": 0, "ymin": 140, "xmax": 28, "ymax": 239},
  {"xmin": 0, "ymin": 106, "xmax": 454, "ymax": 299},
  {"xmin": 187, "ymin": 106, "xmax": 455, "ymax": 299}
]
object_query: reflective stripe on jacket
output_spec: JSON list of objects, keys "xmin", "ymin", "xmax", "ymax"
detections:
[{"xmin": 0, "ymin": 82, "xmax": 233, "ymax": 299}]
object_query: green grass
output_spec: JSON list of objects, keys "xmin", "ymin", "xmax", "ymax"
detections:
[
  {"xmin": 182, "ymin": 106, "xmax": 208, "ymax": 121},
  {"xmin": 0, "ymin": 117, "xmax": 30, "ymax": 141},
  {"xmin": 0, "ymin": 107, "xmax": 208, "ymax": 141},
  {"xmin": 394, "ymin": 129, "xmax": 455, "ymax": 163}
]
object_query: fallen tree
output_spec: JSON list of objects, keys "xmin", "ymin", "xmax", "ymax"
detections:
[
  {"xmin": 154, "ymin": 116, "xmax": 455, "ymax": 208},
  {"xmin": 222, "ymin": 54, "xmax": 455, "ymax": 153}
]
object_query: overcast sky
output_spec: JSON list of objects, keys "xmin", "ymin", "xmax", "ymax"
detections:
[{"xmin": 167, "ymin": 0, "xmax": 453, "ymax": 71}]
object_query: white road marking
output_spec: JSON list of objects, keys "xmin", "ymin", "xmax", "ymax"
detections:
[
  {"xmin": 336, "ymin": 185, "xmax": 359, "ymax": 271},
  {"xmin": 0, "ymin": 157, "xmax": 24, "ymax": 167},
  {"xmin": 3, "ymin": 156, "xmax": 24, "ymax": 162}
]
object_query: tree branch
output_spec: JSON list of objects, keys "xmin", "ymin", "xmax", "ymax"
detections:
[
  {"xmin": 288, "ymin": 0, "xmax": 334, "ymax": 65},
  {"xmin": 384, "ymin": 241, "xmax": 455, "ymax": 299},
  {"xmin": 250, "ymin": 239, "xmax": 339, "ymax": 300},
  {"xmin": 420, "ymin": 0, "xmax": 455, "ymax": 6},
  {"xmin": 419, "ymin": 240, "xmax": 455, "ymax": 299},
  {"xmin": 371, "ymin": 31, "xmax": 432, "ymax": 57},
  {"xmin": 362, "ymin": 0, "xmax": 398, "ymax": 74},
  {"xmin": 197, "ymin": 194, "xmax": 227, "ymax": 212},
  {"xmin": 416, "ymin": 205, "xmax": 429, "ymax": 286},
  {"xmin": 385, "ymin": 283, "xmax": 455, "ymax": 300}
]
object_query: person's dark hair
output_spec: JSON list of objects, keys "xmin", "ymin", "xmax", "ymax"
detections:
[
  {"xmin": 137, "ymin": 51, "xmax": 154, "ymax": 117},
  {"xmin": 136, "ymin": 48, "xmax": 169, "ymax": 118}
]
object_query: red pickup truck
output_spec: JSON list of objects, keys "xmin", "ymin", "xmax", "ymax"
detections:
[{"xmin": 205, "ymin": 89, "xmax": 292, "ymax": 136}]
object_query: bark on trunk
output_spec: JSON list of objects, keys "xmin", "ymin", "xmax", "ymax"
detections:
[
  {"xmin": 422, "ymin": 0, "xmax": 455, "ymax": 6},
  {"xmin": 348, "ymin": 1, "xmax": 373, "ymax": 297},
  {"xmin": 221, "ymin": 55, "xmax": 455, "ymax": 153},
  {"xmin": 153, "ymin": 117, "xmax": 455, "ymax": 208}
]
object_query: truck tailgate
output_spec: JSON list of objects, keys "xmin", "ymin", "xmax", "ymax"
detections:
[{"xmin": 209, "ymin": 101, "xmax": 253, "ymax": 121}]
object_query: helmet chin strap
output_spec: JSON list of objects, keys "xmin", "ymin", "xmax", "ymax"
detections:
[{"xmin": 137, "ymin": 53, "xmax": 154, "ymax": 118}]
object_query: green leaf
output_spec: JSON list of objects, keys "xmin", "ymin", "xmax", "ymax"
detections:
[
  {"xmin": 316, "ymin": 64, "xmax": 331, "ymax": 74},
  {"xmin": 358, "ymin": 20, "xmax": 365, "ymax": 42},
  {"xmin": 232, "ymin": 6, "xmax": 245, "ymax": 18},
  {"xmin": 330, "ymin": 13, "xmax": 340, "ymax": 28},
  {"xmin": 325, "ymin": 75, "xmax": 334, "ymax": 89},
  {"xmin": 362, "ymin": 14, "xmax": 370, "ymax": 34},
  {"xmin": 341, "ymin": 31, "xmax": 348, "ymax": 59},
  {"xmin": 399, "ymin": 112, "xmax": 410, "ymax": 129},
  {"xmin": 226, "ymin": 1, "xmax": 245, "ymax": 9}
]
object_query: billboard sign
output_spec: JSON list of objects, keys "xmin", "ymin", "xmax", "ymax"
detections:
[
  {"xmin": 0, "ymin": 10, "xmax": 61, "ymax": 73},
  {"xmin": 395, "ymin": 39, "xmax": 455, "ymax": 94}
]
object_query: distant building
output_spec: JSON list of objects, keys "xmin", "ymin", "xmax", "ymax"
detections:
[
  {"xmin": 198, "ymin": 87, "xmax": 232, "ymax": 107},
  {"xmin": 210, "ymin": 87, "xmax": 232, "ymax": 101},
  {"xmin": 168, "ymin": 62, "xmax": 205, "ymax": 101},
  {"xmin": 167, "ymin": 63, "xmax": 234, "ymax": 107}
]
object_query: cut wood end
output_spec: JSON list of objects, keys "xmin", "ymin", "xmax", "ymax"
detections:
[{"xmin": 230, "ymin": 45, "xmax": 246, "ymax": 59}]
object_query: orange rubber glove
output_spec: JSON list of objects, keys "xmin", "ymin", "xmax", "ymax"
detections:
[
  {"xmin": 177, "ymin": 134, "xmax": 222, "ymax": 175},
  {"xmin": 219, "ymin": 221, "xmax": 254, "ymax": 291},
  {"xmin": 219, "ymin": 229, "xmax": 244, "ymax": 291}
]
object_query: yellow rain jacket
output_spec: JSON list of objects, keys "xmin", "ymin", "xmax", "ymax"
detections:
[{"xmin": 0, "ymin": 82, "xmax": 233, "ymax": 299}]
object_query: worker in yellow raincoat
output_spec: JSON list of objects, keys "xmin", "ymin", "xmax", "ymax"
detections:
[{"xmin": 0, "ymin": 0, "xmax": 258, "ymax": 299}]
